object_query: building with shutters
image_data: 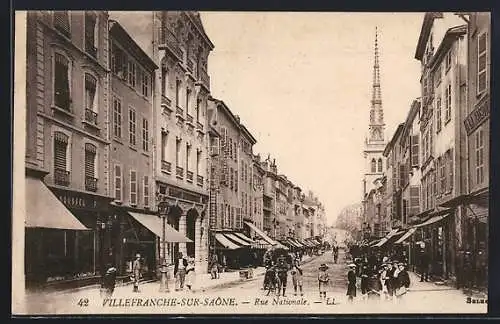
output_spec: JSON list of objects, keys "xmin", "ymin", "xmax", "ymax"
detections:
[
  {"xmin": 24, "ymin": 10, "xmax": 115, "ymax": 288},
  {"xmin": 251, "ymin": 154, "xmax": 266, "ymax": 233},
  {"xmin": 260, "ymin": 156, "xmax": 278, "ymax": 238},
  {"xmin": 414, "ymin": 12, "xmax": 468, "ymax": 283},
  {"xmin": 107, "ymin": 20, "xmax": 158, "ymax": 278}
]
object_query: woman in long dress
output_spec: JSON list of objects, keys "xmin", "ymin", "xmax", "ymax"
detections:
[
  {"xmin": 346, "ymin": 264, "xmax": 357, "ymax": 302},
  {"xmin": 185, "ymin": 257, "xmax": 196, "ymax": 291}
]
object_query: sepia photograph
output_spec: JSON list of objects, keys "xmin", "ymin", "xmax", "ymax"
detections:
[{"xmin": 12, "ymin": 10, "xmax": 490, "ymax": 315}]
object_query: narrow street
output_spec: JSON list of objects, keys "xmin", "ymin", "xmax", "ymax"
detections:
[{"xmin": 21, "ymin": 250, "xmax": 487, "ymax": 314}]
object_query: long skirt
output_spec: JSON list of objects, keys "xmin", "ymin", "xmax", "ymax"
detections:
[{"xmin": 346, "ymin": 283, "xmax": 356, "ymax": 297}]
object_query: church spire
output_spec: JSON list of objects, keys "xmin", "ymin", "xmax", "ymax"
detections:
[
  {"xmin": 372, "ymin": 26, "xmax": 382, "ymax": 108},
  {"xmin": 368, "ymin": 26, "xmax": 385, "ymax": 141}
]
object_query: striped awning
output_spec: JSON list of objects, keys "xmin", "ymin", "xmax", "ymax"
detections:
[
  {"xmin": 395, "ymin": 228, "xmax": 417, "ymax": 244},
  {"xmin": 215, "ymin": 233, "xmax": 241, "ymax": 250},
  {"xmin": 224, "ymin": 233, "xmax": 251, "ymax": 246}
]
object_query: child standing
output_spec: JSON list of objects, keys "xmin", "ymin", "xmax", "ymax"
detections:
[{"xmin": 318, "ymin": 263, "xmax": 330, "ymax": 300}]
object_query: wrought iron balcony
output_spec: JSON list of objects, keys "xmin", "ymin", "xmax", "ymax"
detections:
[
  {"xmin": 161, "ymin": 95, "xmax": 172, "ymax": 108},
  {"xmin": 197, "ymin": 175, "xmax": 204, "ymax": 187},
  {"xmin": 176, "ymin": 166, "xmax": 184, "ymax": 179},
  {"xmin": 161, "ymin": 160, "xmax": 171, "ymax": 173},
  {"xmin": 158, "ymin": 27, "xmax": 182, "ymax": 59},
  {"xmin": 197, "ymin": 68, "xmax": 210, "ymax": 90},
  {"xmin": 85, "ymin": 176, "xmax": 98, "ymax": 192},
  {"xmin": 54, "ymin": 168, "xmax": 70, "ymax": 186},
  {"xmin": 186, "ymin": 114, "xmax": 194, "ymax": 123},
  {"xmin": 187, "ymin": 170, "xmax": 194, "ymax": 183},
  {"xmin": 196, "ymin": 121, "xmax": 204, "ymax": 131},
  {"xmin": 84, "ymin": 109, "xmax": 98, "ymax": 126},
  {"xmin": 176, "ymin": 106, "xmax": 184, "ymax": 117}
]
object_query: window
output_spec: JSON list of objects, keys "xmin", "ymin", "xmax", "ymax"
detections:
[
  {"xmin": 445, "ymin": 51, "xmax": 452, "ymax": 71},
  {"xmin": 434, "ymin": 65, "xmax": 442, "ymax": 86},
  {"xmin": 114, "ymin": 164, "xmax": 122, "ymax": 201},
  {"xmin": 411, "ymin": 135, "xmax": 419, "ymax": 167},
  {"xmin": 128, "ymin": 60, "xmax": 136, "ymax": 87},
  {"xmin": 54, "ymin": 53, "xmax": 71, "ymax": 110},
  {"xmin": 143, "ymin": 176, "xmax": 150, "ymax": 207},
  {"xmin": 371, "ymin": 158, "xmax": 376, "ymax": 173},
  {"xmin": 447, "ymin": 150, "xmax": 454, "ymax": 192},
  {"xmin": 196, "ymin": 98, "xmax": 201, "ymax": 121},
  {"xmin": 54, "ymin": 11, "xmax": 70, "ymax": 37},
  {"xmin": 175, "ymin": 79, "xmax": 181, "ymax": 107},
  {"xmin": 186, "ymin": 143, "xmax": 191, "ymax": 172},
  {"xmin": 477, "ymin": 32, "xmax": 488, "ymax": 94},
  {"xmin": 435, "ymin": 97, "xmax": 442, "ymax": 132},
  {"xmin": 161, "ymin": 66, "xmax": 168, "ymax": 96},
  {"xmin": 142, "ymin": 118, "xmax": 149, "ymax": 152},
  {"xmin": 445, "ymin": 85, "xmax": 452, "ymax": 123},
  {"xmin": 229, "ymin": 138, "xmax": 233, "ymax": 159},
  {"xmin": 84, "ymin": 73, "xmax": 97, "ymax": 112},
  {"xmin": 84, "ymin": 144, "xmax": 97, "ymax": 191},
  {"xmin": 234, "ymin": 142, "xmax": 238, "ymax": 161},
  {"xmin": 409, "ymin": 186, "xmax": 420, "ymax": 216},
  {"xmin": 241, "ymin": 163, "xmax": 244, "ymax": 181},
  {"xmin": 161, "ymin": 131, "xmax": 167, "ymax": 161},
  {"xmin": 475, "ymin": 129, "xmax": 485, "ymax": 185},
  {"xmin": 130, "ymin": 170, "xmax": 137, "ymax": 205},
  {"xmin": 111, "ymin": 43, "xmax": 126, "ymax": 78},
  {"xmin": 112, "ymin": 97, "xmax": 122, "ymax": 138},
  {"xmin": 235, "ymin": 170, "xmax": 238, "ymax": 192},
  {"xmin": 230, "ymin": 167, "xmax": 234, "ymax": 190},
  {"xmin": 129, "ymin": 108, "xmax": 136, "ymax": 146},
  {"xmin": 186, "ymin": 88, "xmax": 191, "ymax": 115},
  {"xmin": 141, "ymin": 71, "xmax": 150, "ymax": 97},
  {"xmin": 54, "ymin": 131, "xmax": 70, "ymax": 186},
  {"xmin": 439, "ymin": 157, "xmax": 446, "ymax": 194},
  {"xmin": 175, "ymin": 139, "xmax": 181, "ymax": 166},
  {"xmin": 377, "ymin": 158, "xmax": 383, "ymax": 173},
  {"xmin": 84, "ymin": 12, "xmax": 98, "ymax": 57}
]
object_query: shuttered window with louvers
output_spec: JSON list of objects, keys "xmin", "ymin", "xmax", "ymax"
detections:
[
  {"xmin": 85, "ymin": 144, "xmax": 96, "ymax": 178},
  {"xmin": 54, "ymin": 132, "xmax": 68, "ymax": 171},
  {"xmin": 409, "ymin": 186, "xmax": 420, "ymax": 216},
  {"xmin": 114, "ymin": 164, "xmax": 122, "ymax": 201},
  {"xmin": 130, "ymin": 170, "xmax": 137, "ymax": 205}
]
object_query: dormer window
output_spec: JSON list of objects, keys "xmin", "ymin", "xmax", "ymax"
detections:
[{"xmin": 84, "ymin": 12, "xmax": 98, "ymax": 58}]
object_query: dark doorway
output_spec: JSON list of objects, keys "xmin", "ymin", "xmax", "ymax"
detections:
[{"xmin": 186, "ymin": 210, "xmax": 197, "ymax": 258}]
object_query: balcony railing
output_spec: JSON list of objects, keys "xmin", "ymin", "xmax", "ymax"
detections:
[
  {"xmin": 187, "ymin": 170, "xmax": 194, "ymax": 183},
  {"xmin": 84, "ymin": 108, "xmax": 98, "ymax": 126},
  {"xmin": 197, "ymin": 175, "xmax": 204, "ymax": 187},
  {"xmin": 198, "ymin": 68, "xmax": 210, "ymax": 89},
  {"xmin": 196, "ymin": 121, "xmax": 204, "ymax": 131},
  {"xmin": 176, "ymin": 166, "xmax": 184, "ymax": 179},
  {"xmin": 186, "ymin": 114, "xmax": 193, "ymax": 123},
  {"xmin": 161, "ymin": 160, "xmax": 172, "ymax": 173},
  {"xmin": 85, "ymin": 176, "xmax": 98, "ymax": 192},
  {"xmin": 158, "ymin": 27, "xmax": 182, "ymax": 59},
  {"xmin": 187, "ymin": 58, "xmax": 195, "ymax": 73},
  {"xmin": 176, "ymin": 106, "xmax": 184, "ymax": 117},
  {"xmin": 161, "ymin": 95, "xmax": 172, "ymax": 108},
  {"xmin": 54, "ymin": 168, "xmax": 70, "ymax": 186}
]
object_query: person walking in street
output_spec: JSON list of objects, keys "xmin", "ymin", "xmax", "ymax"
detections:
[
  {"xmin": 380, "ymin": 263, "xmax": 389, "ymax": 300},
  {"xmin": 318, "ymin": 263, "xmax": 330, "ymax": 300},
  {"xmin": 132, "ymin": 253, "xmax": 141, "ymax": 293},
  {"xmin": 185, "ymin": 257, "xmax": 196, "ymax": 291},
  {"xmin": 395, "ymin": 263, "xmax": 410, "ymax": 299},
  {"xmin": 346, "ymin": 263, "xmax": 357, "ymax": 303},
  {"xmin": 420, "ymin": 248, "xmax": 430, "ymax": 282},
  {"xmin": 102, "ymin": 263, "xmax": 117, "ymax": 298},
  {"xmin": 360, "ymin": 265, "xmax": 369, "ymax": 301},
  {"xmin": 291, "ymin": 259, "xmax": 304, "ymax": 296},
  {"xmin": 276, "ymin": 255, "xmax": 289, "ymax": 297},
  {"xmin": 174, "ymin": 252, "xmax": 188, "ymax": 291},
  {"xmin": 210, "ymin": 254, "xmax": 219, "ymax": 279},
  {"xmin": 334, "ymin": 247, "xmax": 339, "ymax": 264}
]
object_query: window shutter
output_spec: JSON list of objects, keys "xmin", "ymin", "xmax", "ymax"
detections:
[
  {"xmin": 399, "ymin": 164, "xmax": 405, "ymax": 188},
  {"xmin": 409, "ymin": 186, "xmax": 420, "ymax": 216},
  {"xmin": 448, "ymin": 150, "xmax": 454, "ymax": 191},
  {"xmin": 411, "ymin": 135, "xmax": 419, "ymax": 167},
  {"xmin": 114, "ymin": 165, "xmax": 122, "ymax": 201},
  {"xmin": 130, "ymin": 170, "xmax": 137, "ymax": 205},
  {"xmin": 84, "ymin": 149, "xmax": 96, "ymax": 178},
  {"xmin": 144, "ymin": 176, "xmax": 149, "ymax": 207},
  {"xmin": 54, "ymin": 132, "xmax": 68, "ymax": 171}
]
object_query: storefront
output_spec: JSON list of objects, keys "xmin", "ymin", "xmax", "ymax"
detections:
[{"xmin": 24, "ymin": 174, "xmax": 110, "ymax": 290}]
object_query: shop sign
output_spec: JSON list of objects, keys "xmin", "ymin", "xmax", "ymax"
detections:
[
  {"xmin": 464, "ymin": 99, "xmax": 489, "ymax": 135},
  {"xmin": 58, "ymin": 192, "xmax": 99, "ymax": 210}
]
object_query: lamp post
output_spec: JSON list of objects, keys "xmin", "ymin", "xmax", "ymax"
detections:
[{"xmin": 158, "ymin": 200, "xmax": 171, "ymax": 293}]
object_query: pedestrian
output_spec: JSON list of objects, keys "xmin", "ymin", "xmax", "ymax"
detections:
[
  {"xmin": 380, "ymin": 263, "xmax": 389, "ymax": 299},
  {"xmin": 334, "ymin": 247, "xmax": 339, "ymax": 264},
  {"xmin": 276, "ymin": 255, "xmax": 289, "ymax": 297},
  {"xmin": 210, "ymin": 253, "xmax": 219, "ymax": 280},
  {"xmin": 395, "ymin": 263, "xmax": 410, "ymax": 298},
  {"xmin": 291, "ymin": 259, "xmax": 304, "ymax": 296},
  {"xmin": 346, "ymin": 263, "xmax": 357, "ymax": 303},
  {"xmin": 101, "ymin": 263, "xmax": 117, "ymax": 298},
  {"xmin": 185, "ymin": 257, "xmax": 196, "ymax": 291},
  {"xmin": 174, "ymin": 252, "xmax": 188, "ymax": 291},
  {"xmin": 318, "ymin": 263, "xmax": 330, "ymax": 300},
  {"xmin": 360, "ymin": 265, "xmax": 369, "ymax": 301},
  {"xmin": 420, "ymin": 248, "xmax": 430, "ymax": 282},
  {"xmin": 132, "ymin": 253, "xmax": 141, "ymax": 293}
]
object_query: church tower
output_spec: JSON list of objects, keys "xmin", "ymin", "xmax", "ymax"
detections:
[{"xmin": 362, "ymin": 27, "xmax": 386, "ymax": 199}]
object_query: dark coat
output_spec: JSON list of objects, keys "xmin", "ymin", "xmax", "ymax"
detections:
[
  {"xmin": 347, "ymin": 270, "xmax": 356, "ymax": 297},
  {"xmin": 398, "ymin": 270, "xmax": 410, "ymax": 288}
]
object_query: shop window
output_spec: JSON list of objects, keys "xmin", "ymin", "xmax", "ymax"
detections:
[
  {"xmin": 84, "ymin": 12, "xmax": 98, "ymax": 58},
  {"xmin": 112, "ymin": 97, "xmax": 122, "ymax": 138},
  {"xmin": 54, "ymin": 52, "xmax": 71, "ymax": 111}
]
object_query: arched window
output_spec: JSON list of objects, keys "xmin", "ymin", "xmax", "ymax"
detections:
[
  {"xmin": 371, "ymin": 158, "xmax": 376, "ymax": 173},
  {"xmin": 378, "ymin": 158, "xmax": 383, "ymax": 172}
]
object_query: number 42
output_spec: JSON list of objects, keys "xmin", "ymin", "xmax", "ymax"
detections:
[{"xmin": 77, "ymin": 298, "xmax": 89, "ymax": 307}]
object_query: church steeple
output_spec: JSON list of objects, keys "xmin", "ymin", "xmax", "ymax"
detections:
[{"xmin": 368, "ymin": 26, "xmax": 385, "ymax": 142}]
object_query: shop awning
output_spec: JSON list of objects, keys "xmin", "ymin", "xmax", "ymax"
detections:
[
  {"xmin": 244, "ymin": 221, "xmax": 277, "ymax": 246},
  {"xmin": 395, "ymin": 228, "xmax": 417, "ymax": 244},
  {"xmin": 415, "ymin": 210, "xmax": 451, "ymax": 228},
  {"xmin": 287, "ymin": 238, "xmax": 301, "ymax": 248},
  {"xmin": 372, "ymin": 229, "xmax": 399, "ymax": 248},
  {"xmin": 215, "ymin": 233, "xmax": 241, "ymax": 250},
  {"xmin": 25, "ymin": 177, "xmax": 89, "ymax": 230},
  {"xmin": 291, "ymin": 238, "xmax": 305, "ymax": 247},
  {"xmin": 234, "ymin": 232, "xmax": 256, "ymax": 244},
  {"xmin": 369, "ymin": 239, "xmax": 381, "ymax": 246},
  {"xmin": 224, "ymin": 233, "xmax": 251, "ymax": 246},
  {"xmin": 128, "ymin": 212, "xmax": 192, "ymax": 243}
]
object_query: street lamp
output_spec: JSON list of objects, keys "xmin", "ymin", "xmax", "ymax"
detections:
[{"xmin": 158, "ymin": 200, "xmax": 171, "ymax": 293}]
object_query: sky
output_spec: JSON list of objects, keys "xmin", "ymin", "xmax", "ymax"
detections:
[
  {"xmin": 199, "ymin": 12, "xmax": 423, "ymax": 225},
  {"xmin": 110, "ymin": 12, "xmax": 424, "ymax": 227}
]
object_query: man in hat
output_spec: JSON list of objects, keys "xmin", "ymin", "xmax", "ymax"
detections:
[
  {"xmin": 346, "ymin": 263, "xmax": 356, "ymax": 302},
  {"xmin": 291, "ymin": 259, "xmax": 304, "ymax": 296},
  {"xmin": 318, "ymin": 263, "xmax": 330, "ymax": 300},
  {"xmin": 276, "ymin": 254, "xmax": 289, "ymax": 297},
  {"xmin": 132, "ymin": 253, "xmax": 141, "ymax": 293}
]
